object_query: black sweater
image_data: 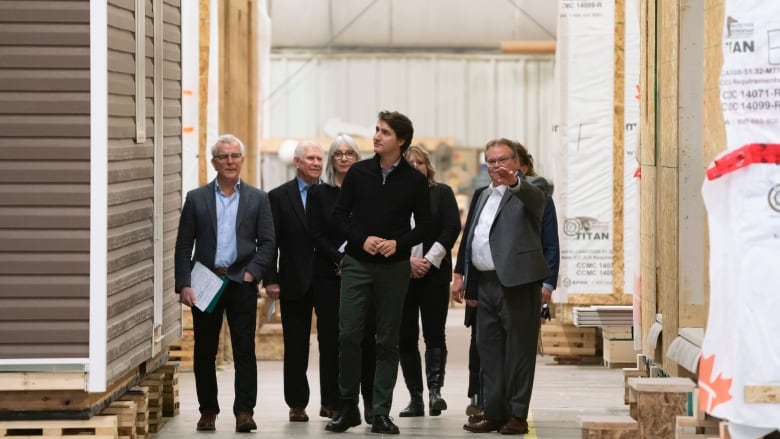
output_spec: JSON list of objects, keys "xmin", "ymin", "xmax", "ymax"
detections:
[{"xmin": 333, "ymin": 154, "xmax": 432, "ymax": 263}]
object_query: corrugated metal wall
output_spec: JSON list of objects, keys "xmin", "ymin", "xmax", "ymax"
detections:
[
  {"xmin": 0, "ymin": 1, "xmax": 91, "ymax": 359},
  {"xmin": 266, "ymin": 52, "xmax": 555, "ymax": 176},
  {"xmin": 105, "ymin": 0, "xmax": 181, "ymax": 382}
]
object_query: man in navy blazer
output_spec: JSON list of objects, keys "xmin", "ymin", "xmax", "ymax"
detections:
[
  {"xmin": 264, "ymin": 141, "xmax": 325, "ymax": 422},
  {"xmin": 175, "ymin": 134, "xmax": 275, "ymax": 433},
  {"xmin": 452, "ymin": 138, "xmax": 550, "ymax": 436}
]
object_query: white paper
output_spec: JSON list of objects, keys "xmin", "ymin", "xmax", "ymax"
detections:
[{"xmin": 191, "ymin": 261, "xmax": 226, "ymax": 313}]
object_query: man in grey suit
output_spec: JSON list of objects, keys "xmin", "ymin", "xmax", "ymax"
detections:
[
  {"xmin": 175, "ymin": 134, "xmax": 275, "ymax": 433},
  {"xmin": 451, "ymin": 138, "xmax": 550, "ymax": 435}
]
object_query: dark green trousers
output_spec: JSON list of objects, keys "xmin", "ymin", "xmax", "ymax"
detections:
[{"xmin": 337, "ymin": 254, "xmax": 411, "ymax": 416}]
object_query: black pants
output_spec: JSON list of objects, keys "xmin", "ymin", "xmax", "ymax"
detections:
[
  {"xmin": 468, "ymin": 312, "xmax": 480, "ymax": 398},
  {"xmin": 192, "ymin": 280, "xmax": 258, "ymax": 415},
  {"xmin": 398, "ymin": 275, "xmax": 449, "ymax": 354},
  {"xmin": 280, "ymin": 280, "xmax": 340, "ymax": 409}
]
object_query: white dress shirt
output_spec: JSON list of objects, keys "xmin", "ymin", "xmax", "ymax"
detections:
[{"xmin": 470, "ymin": 184, "xmax": 506, "ymax": 271}]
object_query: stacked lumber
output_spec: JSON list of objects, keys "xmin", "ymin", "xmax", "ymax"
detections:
[
  {"xmin": 139, "ymin": 374, "xmax": 164, "ymax": 433},
  {"xmin": 540, "ymin": 319, "xmax": 598, "ymax": 363},
  {"xmin": 99, "ymin": 401, "xmax": 136, "ymax": 439},
  {"xmin": 119, "ymin": 386, "xmax": 149, "ymax": 439},
  {"xmin": 158, "ymin": 363, "xmax": 180, "ymax": 417}
]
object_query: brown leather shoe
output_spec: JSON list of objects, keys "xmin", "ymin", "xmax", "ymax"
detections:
[
  {"xmin": 235, "ymin": 411, "xmax": 257, "ymax": 433},
  {"xmin": 196, "ymin": 409, "xmax": 217, "ymax": 431},
  {"xmin": 463, "ymin": 419, "xmax": 506, "ymax": 433},
  {"xmin": 289, "ymin": 407, "xmax": 309, "ymax": 422},
  {"xmin": 499, "ymin": 417, "xmax": 529, "ymax": 435},
  {"xmin": 319, "ymin": 405, "xmax": 334, "ymax": 419},
  {"xmin": 467, "ymin": 410, "xmax": 484, "ymax": 424}
]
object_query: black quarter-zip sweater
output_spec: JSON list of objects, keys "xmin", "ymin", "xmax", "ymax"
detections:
[{"xmin": 333, "ymin": 154, "xmax": 432, "ymax": 264}]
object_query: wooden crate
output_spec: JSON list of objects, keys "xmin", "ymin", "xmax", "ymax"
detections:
[
  {"xmin": 541, "ymin": 320, "xmax": 598, "ymax": 358},
  {"xmin": 627, "ymin": 377, "xmax": 696, "ymax": 439},
  {"xmin": 579, "ymin": 415, "xmax": 639, "ymax": 438},
  {"xmin": 0, "ymin": 415, "xmax": 118, "ymax": 439},
  {"xmin": 604, "ymin": 339, "xmax": 640, "ymax": 368}
]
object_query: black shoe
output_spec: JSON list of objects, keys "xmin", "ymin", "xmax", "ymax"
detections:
[
  {"xmin": 370, "ymin": 415, "xmax": 399, "ymax": 435},
  {"xmin": 325, "ymin": 403, "xmax": 361, "ymax": 433},
  {"xmin": 429, "ymin": 387, "xmax": 447, "ymax": 416},
  {"xmin": 398, "ymin": 396, "xmax": 424, "ymax": 417}
]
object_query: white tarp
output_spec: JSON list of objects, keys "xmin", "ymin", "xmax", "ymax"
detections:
[
  {"xmin": 555, "ymin": 0, "xmax": 642, "ymax": 298},
  {"xmin": 700, "ymin": 146, "xmax": 780, "ymax": 438},
  {"xmin": 699, "ymin": 2, "xmax": 780, "ymax": 436}
]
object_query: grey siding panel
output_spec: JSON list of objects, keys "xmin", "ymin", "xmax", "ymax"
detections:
[
  {"xmin": 0, "ymin": 138, "xmax": 89, "ymax": 160},
  {"xmin": 0, "ymin": 23, "xmax": 90, "ymax": 46},
  {"xmin": 0, "ymin": 115, "xmax": 89, "ymax": 137},
  {"xmin": 0, "ymin": 47, "xmax": 89, "ymax": 68},
  {"xmin": 0, "ymin": 184, "xmax": 89, "ymax": 206},
  {"xmin": 0, "ymin": 1, "xmax": 89, "ymax": 23},
  {"xmin": 0, "ymin": 275, "xmax": 88, "ymax": 298},
  {"xmin": 161, "ymin": 1, "xmax": 183, "ymax": 353},
  {"xmin": 0, "ymin": 229, "xmax": 89, "ymax": 252},
  {"xmin": 0, "ymin": 92, "xmax": 89, "ymax": 114},
  {"xmin": 0, "ymin": 207, "xmax": 89, "ymax": 229},
  {"xmin": 105, "ymin": 0, "xmax": 182, "ymax": 384},
  {"xmin": 0, "ymin": 70, "xmax": 89, "ymax": 92},
  {"xmin": 2, "ymin": 298, "xmax": 88, "ymax": 321},
  {"xmin": 0, "ymin": 160, "xmax": 89, "ymax": 183}
]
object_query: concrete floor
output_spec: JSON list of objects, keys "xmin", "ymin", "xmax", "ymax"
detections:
[{"xmin": 159, "ymin": 307, "xmax": 630, "ymax": 438}]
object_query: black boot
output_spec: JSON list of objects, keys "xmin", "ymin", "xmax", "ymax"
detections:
[
  {"xmin": 398, "ymin": 351, "xmax": 425, "ymax": 417},
  {"xmin": 325, "ymin": 400, "xmax": 361, "ymax": 433},
  {"xmin": 426, "ymin": 348, "xmax": 448, "ymax": 416}
]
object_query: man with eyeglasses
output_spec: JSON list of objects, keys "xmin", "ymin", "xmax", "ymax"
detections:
[
  {"xmin": 451, "ymin": 138, "xmax": 550, "ymax": 435},
  {"xmin": 264, "ymin": 140, "xmax": 325, "ymax": 423},
  {"xmin": 175, "ymin": 134, "xmax": 275, "ymax": 433}
]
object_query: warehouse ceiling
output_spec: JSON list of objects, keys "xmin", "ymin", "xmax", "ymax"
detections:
[{"xmin": 268, "ymin": 0, "xmax": 557, "ymax": 51}]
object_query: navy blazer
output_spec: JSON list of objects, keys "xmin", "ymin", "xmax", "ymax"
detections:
[
  {"xmin": 265, "ymin": 178, "xmax": 318, "ymax": 300},
  {"xmin": 174, "ymin": 179, "xmax": 276, "ymax": 292}
]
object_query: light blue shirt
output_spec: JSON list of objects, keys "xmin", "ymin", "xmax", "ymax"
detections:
[
  {"xmin": 296, "ymin": 176, "xmax": 310, "ymax": 209},
  {"xmin": 214, "ymin": 180, "xmax": 240, "ymax": 268},
  {"xmin": 381, "ymin": 158, "xmax": 401, "ymax": 184}
]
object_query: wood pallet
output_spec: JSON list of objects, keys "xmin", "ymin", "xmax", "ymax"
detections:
[{"xmin": 0, "ymin": 415, "xmax": 118, "ymax": 439}]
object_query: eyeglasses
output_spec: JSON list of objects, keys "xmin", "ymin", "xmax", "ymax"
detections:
[
  {"xmin": 333, "ymin": 151, "xmax": 357, "ymax": 159},
  {"xmin": 214, "ymin": 153, "xmax": 243, "ymax": 162},
  {"xmin": 486, "ymin": 156, "xmax": 513, "ymax": 167}
]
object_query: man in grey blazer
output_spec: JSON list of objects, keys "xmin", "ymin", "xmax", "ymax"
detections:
[
  {"xmin": 175, "ymin": 134, "xmax": 275, "ymax": 433},
  {"xmin": 451, "ymin": 138, "xmax": 550, "ymax": 435}
]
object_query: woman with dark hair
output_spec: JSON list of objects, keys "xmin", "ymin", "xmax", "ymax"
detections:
[{"xmin": 397, "ymin": 145, "xmax": 462, "ymax": 417}]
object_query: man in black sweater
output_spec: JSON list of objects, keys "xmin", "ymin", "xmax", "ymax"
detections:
[{"xmin": 325, "ymin": 111, "xmax": 432, "ymax": 435}]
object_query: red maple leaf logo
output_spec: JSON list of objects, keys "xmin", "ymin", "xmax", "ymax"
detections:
[{"xmin": 698, "ymin": 354, "xmax": 733, "ymax": 413}]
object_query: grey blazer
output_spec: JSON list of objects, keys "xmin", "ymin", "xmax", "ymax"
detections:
[
  {"xmin": 455, "ymin": 174, "xmax": 551, "ymax": 299},
  {"xmin": 174, "ymin": 179, "xmax": 276, "ymax": 292}
]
